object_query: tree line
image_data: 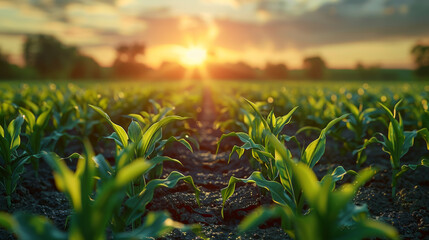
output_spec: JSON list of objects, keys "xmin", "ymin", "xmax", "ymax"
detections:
[{"xmin": 0, "ymin": 34, "xmax": 428, "ymax": 80}]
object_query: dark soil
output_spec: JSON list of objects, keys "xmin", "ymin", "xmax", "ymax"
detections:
[{"xmin": 1, "ymin": 86, "xmax": 428, "ymax": 239}]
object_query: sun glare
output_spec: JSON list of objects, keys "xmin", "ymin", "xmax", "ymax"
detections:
[{"xmin": 180, "ymin": 46, "xmax": 207, "ymax": 66}]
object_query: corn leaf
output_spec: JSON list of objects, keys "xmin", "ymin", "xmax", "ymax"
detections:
[
  {"xmin": 139, "ymin": 116, "xmax": 188, "ymax": 158},
  {"xmin": 302, "ymin": 114, "xmax": 348, "ymax": 168},
  {"xmin": 42, "ymin": 152, "xmax": 81, "ymax": 211},
  {"xmin": 221, "ymin": 172, "xmax": 292, "ymax": 218},
  {"xmin": 123, "ymin": 171, "xmax": 200, "ymax": 225},
  {"xmin": 128, "ymin": 121, "xmax": 142, "ymax": 144},
  {"xmin": 19, "ymin": 108, "xmax": 35, "ymax": 131},
  {"xmin": 0, "ymin": 212, "xmax": 66, "ymax": 240},
  {"xmin": 90, "ymin": 104, "xmax": 129, "ymax": 148}
]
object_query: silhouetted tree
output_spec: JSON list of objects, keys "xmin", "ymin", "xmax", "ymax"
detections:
[
  {"xmin": 264, "ymin": 62, "xmax": 288, "ymax": 79},
  {"xmin": 0, "ymin": 49, "xmax": 14, "ymax": 79},
  {"xmin": 24, "ymin": 34, "xmax": 78, "ymax": 78},
  {"xmin": 157, "ymin": 61, "xmax": 186, "ymax": 79},
  {"xmin": 303, "ymin": 56, "xmax": 326, "ymax": 79},
  {"xmin": 113, "ymin": 42, "xmax": 149, "ymax": 78},
  {"xmin": 70, "ymin": 55, "xmax": 102, "ymax": 79},
  {"xmin": 207, "ymin": 62, "xmax": 258, "ymax": 79},
  {"xmin": 0, "ymin": 49, "xmax": 38, "ymax": 79},
  {"xmin": 23, "ymin": 34, "xmax": 102, "ymax": 79},
  {"xmin": 411, "ymin": 44, "xmax": 429, "ymax": 77},
  {"xmin": 356, "ymin": 62, "xmax": 380, "ymax": 79}
]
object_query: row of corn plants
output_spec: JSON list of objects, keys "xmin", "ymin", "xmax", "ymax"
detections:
[
  {"xmin": 0, "ymin": 83, "xmax": 204, "ymax": 239},
  {"xmin": 1, "ymin": 81, "xmax": 427, "ymax": 239},
  {"xmin": 213, "ymin": 83, "xmax": 429, "ymax": 197},
  {"xmin": 216, "ymin": 99, "xmax": 401, "ymax": 239}
]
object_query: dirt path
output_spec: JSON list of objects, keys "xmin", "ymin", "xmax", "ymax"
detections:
[{"xmin": 151, "ymin": 86, "xmax": 289, "ymax": 239}]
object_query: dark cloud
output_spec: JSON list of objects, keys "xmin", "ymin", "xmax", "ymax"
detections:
[
  {"xmin": 25, "ymin": 0, "xmax": 117, "ymax": 9},
  {"xmin": 85, "ymin": 0, "xmax": 429, "ymax": 52},
  {"xmin": 1, "ymin": 0, "xmax": 428, "ymax": 51},
  {"xmin": 213, "ymin": 0, "xmax": 429, "ymax": 49},
  {"xmin": 108, "ymin": 0, "xmax": 428, "ymax": 51},
  {"xmin": 117, "ymin": 0, "xmax": 429, "ymax": 51},
  {"xmin": 1, "ymin": 0, "xmax": 118, "ymax": 22}
]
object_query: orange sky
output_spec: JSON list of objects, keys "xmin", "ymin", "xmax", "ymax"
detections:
[{"xmin": 0, "ymin": 0, "xmax": 428, "ymax": 69}]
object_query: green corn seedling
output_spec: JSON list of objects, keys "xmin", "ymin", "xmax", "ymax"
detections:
[
  {"xmin": 220, "ymin": 131, "xmax": 350, "ymax": 218},
  {"xmin": 216, "ymin": 99, "xmax": 299, "ymax": 180},
  {"xmin": 89, "ymin": 105, "xmax": 201, "ymax": 230},
  {"xmin": 0, "ymin": 141, "xmax": 201, "ymax": 240},
  {"xmin": 49, "ymin": 106, "xmax": 81, "ymax": 154},
  {"xmin": 0, "ymin": 211, "xmax": 201, "ymax": 240},
  {"xmin": 218, "ymin": 99, "xmax": 349, "ymax": 217},
  {"xmin": 354, "ymin": 100, "xmax": 429, "ymax": 197},
  {"xmin": 90, "ymin": 104, "xmax": 194, "ymax": 184},
  {"xmin": 0, "ymin": 115, "xmax": 28, "ymax": 207},
  {"xmin": 43, "ymin": 142, "xmax": 147, "ymax": 240},
  {"xmin": 92, "ymin": 144, "xmax": 201, "ymax": 232},
  {"xmin": 217, "ymin": 99, "xmax": 347, "ymax": 179},
  {"xmin": 89, "ymin": 105, "xmax": 193, "ymax": 157},
  {"xmin": 344, "ymin": 102, "xmax": 376, "ymax": 149},
  {"xmin": 19, "ymin": 107, "xmax": 52, "ymax": 176},
  {"xmin": 237, "ymin": 163, "xmax": 399, "ymax": 240}
]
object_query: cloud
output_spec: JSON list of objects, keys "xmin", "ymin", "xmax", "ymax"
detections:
[
  {"xmin": 0, "ymin": 0, "xmax": 428, "ymax": 68},
  {"xmin": 0, "ymin": 0, "xmax": 121, "ymax": 22},
  {"xmin": 210, "ymin": 0, "xmax": 429, "ymax": 50},
  {"xmin": 87, "ymin": 0, "xmax": 429, "ymax": 51}
]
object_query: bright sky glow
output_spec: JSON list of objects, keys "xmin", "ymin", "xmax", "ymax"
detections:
[
  {"xmin": 180, "ymin": 46, "xmax": 207, "ymax": 66},
  {"xmin": 0, "ymin": 0, "xmax": 428, "ymax": 68}
]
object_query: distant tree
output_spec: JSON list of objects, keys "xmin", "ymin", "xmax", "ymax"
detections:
[
  {"xmin": 113, "ymin": 42, "xmax": 150, "ymax": 78},
  {"xmin": 264, "ymin": 62, "xmax": 288, "ymax": 79},
  {"xmin": 115, "ymin": 43, "xmax": 145, "ymax": 63},
  {"xmin": 24, "ymin": 34, "xmax": 78, "ymax": 78},
  {"xmin": 0, "ymin": 49, "xmax": 37, "ymax": 79},
  {"xmin": 207, "ymin": 62, "xmax": 258, "ymax": 79},
  {"xmin": 0, "ymin": 49, "xmax": 14, "ymax": 79},
  {"xmin": 411, "ymin": 44, "xmax": 429, "ymax": 77},
  {"xmin": 303, "ymin": 56, "xmax": 326, "ymax": 79},
  {"xmin": 70, "ymin": 55, "xmax": 102, "ymax": 79},
  {"xmin": 157, "ymin": 61, "xmax": 185, "ymax": 79},
  {"xmin": 23, "ymin": 34, "xmax": 102, "ymax": 79},
  {"xmin": 356, "ymin": 62, "xmax": 380, "ymax": 79},
  {"xmin": 354, "ymin": 62, "xmax": 400, "ymax": 80}
]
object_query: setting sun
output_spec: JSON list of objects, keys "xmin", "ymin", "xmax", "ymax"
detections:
[{"xmin": 180, "ymin": 46, "xmax": 207, "ymax": 66}]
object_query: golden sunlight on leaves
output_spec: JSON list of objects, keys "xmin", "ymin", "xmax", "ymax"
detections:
[{"xmin": 180, "ymin": 46, "xmax": 207, "ymax": 66}]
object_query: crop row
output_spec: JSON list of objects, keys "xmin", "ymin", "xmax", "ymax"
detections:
[
  {"xmin": 0, "ymin": 83, "xmax": 203, "ymax": 239},
  {"xmin": 0, "ymin": 81, "xmax": 428, "ymax": 239}
]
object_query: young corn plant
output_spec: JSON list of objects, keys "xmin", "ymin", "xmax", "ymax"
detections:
[
  {"xmin": 237, "ymin": 158, "xmax": 399, "ymax": 240},
  {"xmin": 216, "ymin": 99, "xmax": 299, "ymax": 180},
  {"xmin": 0, "ymin": 115, "xmax": 28, "ymax": 207},
  {"xmin": 90, "ymin": 104, "xmax": 195, "ymax": 182},
  {"xmin": 344, "ymin": 102, "xmax": 376, "ymax": 151},
  {"xmin": 92, "ymin": 143, "xmax": 200, "ymax": 232},
  {"xmin": 353, "ymin": 100, "xmax": 429, "ymax": 197},
  {"xmin": 89, "ymin": 105, "xmax": 201, "ymax": 230},
  {"xmin": 220, "ymin": 130, "xmax": 350, "ymax": 217},
  {"xmin": 18, "ymin": 107, "xmax": 52, "ymax": 176},
  {"xmin": 0, "ymin": 211, "xmax": 199, "ymax": 240},
  {"xmin": 127, "ymin": 100, "xmax": 199, "ymax": 154},
  {"xmin": 49, "ymin": 105, "xmax": 81, "ymax": 155},
  {"xmin": 0, "ymin": 141, "xmax": 201, "ymax": 240},
  {"xmin": 218, "ymin": 99, "xmax": 349, "ymax": 217}
]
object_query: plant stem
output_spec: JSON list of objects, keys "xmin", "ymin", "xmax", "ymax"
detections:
[
  {"xmin": 391, "ymin": 168, "xmax": 399, "ymax": 198},
  {"xmin": 6, "ymin": 195, "xmax": 11, "ymax": 208}
]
